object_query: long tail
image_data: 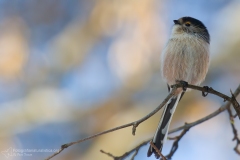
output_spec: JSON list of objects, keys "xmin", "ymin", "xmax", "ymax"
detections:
[{"xmin": 147, "ymin": 94, "xmax": 181, "ymax": 158}]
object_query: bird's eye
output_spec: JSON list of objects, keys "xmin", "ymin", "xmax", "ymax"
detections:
[{"xmin": 185, "ymin": 22, "xmax": 191, "ymax": 27}]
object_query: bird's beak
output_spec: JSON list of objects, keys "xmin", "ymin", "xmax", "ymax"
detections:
[{"xmin": 173, "ymin": 20, "xmax": 180, "ymax": 25}]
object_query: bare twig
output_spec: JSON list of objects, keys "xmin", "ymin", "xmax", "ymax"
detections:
[
  {"xmin": 100, "ymin": 150, "xmax": 118, "ymax": 160},
  {"xmin": 100, "ymin": 140, "xmax": 149, "ymax": 160},
  {"xmin": 166, "ymin": 124, "xmax": 189, "ymax": 159},
  {"xmin": 130, "ymin": 149, "xmax": 139, "ymax": 160},
  {"xmin": 102, "ymin": 85, "xmax": 240, "ymax": 160},
  {"xmin": 169, "ymin": 84, "xmax": 240, "ymax": 134},
  {"xmin": 171, "ymin": 83, "xmax": 240, "ymax": 119},
  {"xmin": 131, "ymin": 86, "xmax": 176, "ymax": 135},
  {"xmin": 150, "ymin": 141, "xmax": 166, "ymax": 160},
  {"xmin": 169, "ymin": 102, "xmax": 231, "ymax": 134},
  {"xmin": 45, "ymin": 85, "xmax": 177, "ymax": 160},
  {"xmin": 45, "ymin": 84, "xmax": 240, "ymax": 160},
  {"xmin": 227, "ymin": 107, "xmax": 240, "ymax": 155}
]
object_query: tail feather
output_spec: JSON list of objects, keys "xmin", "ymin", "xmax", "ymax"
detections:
[{"xmin": 147, "ymin": 94, "xmax": 181, "ymax": 158}]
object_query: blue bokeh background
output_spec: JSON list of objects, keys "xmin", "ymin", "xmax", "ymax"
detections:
[{"xmin": 0, "ymin": 0, "xmax": 239, "ymax": 160}]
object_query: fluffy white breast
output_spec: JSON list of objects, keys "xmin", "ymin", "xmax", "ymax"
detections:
[{"xmin": 161, "ymin": 30, "xmax": 209, "ymax": 87}]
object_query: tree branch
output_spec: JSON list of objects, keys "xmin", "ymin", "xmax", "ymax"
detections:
[
  {"xmin": 45, "ymin": 84, "xmax": 177, "ymax": 160},
  {"xmin": 165, "ymin": 124, "xmax": 189, "ymax": 159},
  {"xmin": 45, "ymin": 84, "xmax": 240, "ymax": 160},
  {"xmin": 150, "ymin": 141, "xmax": 167, "ymax": 160},
  {"xmin": 169, "ymin": 84, "xmax": 240, "ymax": 134},
  {"xmin": 171, "ymin": 83, "xmax": 240, "ymax": 119},
  {"xmin": 169, "ymin": 101, "xmax": 231, "ymax": 134},
  {"xmin": 98, "ymin": 84, "xmax": 240, "ymax": 160},
  {"xmin": 100, "ymin": 140, "xmax": 149, "ymax": 160},
  {"xmin": 227, "ymin": 107, "xmax": 240, "ymax": 155}
]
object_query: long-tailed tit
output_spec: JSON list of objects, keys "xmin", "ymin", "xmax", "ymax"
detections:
[{"xmin": 147, "ymin": 17, "xmax": 210, "ymax": 158}]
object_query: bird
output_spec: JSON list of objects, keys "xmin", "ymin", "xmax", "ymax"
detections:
[{"xmin": 147, "ymin": 17, "xmax": 210, "ymax": 158}]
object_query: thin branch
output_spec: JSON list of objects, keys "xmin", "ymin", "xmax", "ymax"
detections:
[
  {"xmin": 165, "ymin": 125, "xmax": 189, "ymax": 159},
  {"xmin": 100, "ymin": 150, "xmax": 119, "ymax": 160},
  {"xmin": 150, "ymin": 141, "xmax": 167, "ymax": 160},
  {"xmin": 227, "ymin": 107, "xmax": 240, "ymax": 155},
  {"xmin": 45, "ymin": 85, "xmax": 177, "ymax": 160},
  {"xmin": 171, "ymin": 83, "xmax": 240, "ymax": 119},
  {"xmin": 100, "ymin": 140, "xmax": 149, "ymax": 160},
  {"xmin": 45, "ymin": 84, "xmax": 240, "ymax": 160},
  {"xmin": 169, "ymin": 102, "xmax": 231, "ymax": 134},
  {"xmin": 104, "ymin": 85, "xmax": 240, "ymax": 160},
  {"xmin": 169, "ymin": 84, "xmax": 240, "ymax": 134},
  {"xmin": 131, "ymin": 87, "xmax": 176, "ymax": 135},
  {"xmin": 130, "ymin": 149, "xmax": 138, "ymax": 160}
]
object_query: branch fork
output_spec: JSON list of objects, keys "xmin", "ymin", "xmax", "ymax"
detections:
[{"xmin": 45, "ymin": 84, "xmax": 240, "ymax": 160}]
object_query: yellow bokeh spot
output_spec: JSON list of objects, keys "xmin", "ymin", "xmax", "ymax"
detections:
[{"xmin": 0, "ymin": 18, "xmax": 28, "ymax": 79}]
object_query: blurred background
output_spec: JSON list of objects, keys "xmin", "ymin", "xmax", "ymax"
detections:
[{"xmin": 0, "ymin": 0, "xmax": 239, "ymax": 160}]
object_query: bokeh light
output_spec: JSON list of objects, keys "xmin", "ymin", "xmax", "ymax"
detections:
[{"xmin": 0, "ymin": 1, "xmax": 239, "ymax": 160}]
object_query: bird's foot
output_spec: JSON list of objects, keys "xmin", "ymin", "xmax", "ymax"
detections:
[
  {"xmin": 176, "ymin": 80, "xmax": 188, "ymax": 92},
  {"xmin": 202, "ymin": 86, "xmax": 210, "ymax": 97}
]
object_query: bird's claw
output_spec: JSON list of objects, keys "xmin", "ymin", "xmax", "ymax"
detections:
[
  {"xmin": 177, "ymin": 80, "xmax": 188, "ymax": 92},
  {"xmin": 202, "ymin": 86, "xmax": 210, "ymax": 97}
]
